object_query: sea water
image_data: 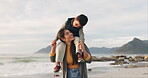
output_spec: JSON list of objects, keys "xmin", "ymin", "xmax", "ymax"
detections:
[
  {"xmin": 0, "ymin": 53, "xmax": 147, "ymax": 77},
  {"xmin": 0, "ymin": 53, "xmax": 53, "ymax": 77}
]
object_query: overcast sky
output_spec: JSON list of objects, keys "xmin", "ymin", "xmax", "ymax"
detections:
[{"xmin": 0, "ymin": 0, "xmax": 147, "ymax": 54}]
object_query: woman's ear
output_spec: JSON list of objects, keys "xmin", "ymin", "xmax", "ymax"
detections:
[{"xmin": 61, "ymin": 38, "xmax": 66, "ymax": 42}]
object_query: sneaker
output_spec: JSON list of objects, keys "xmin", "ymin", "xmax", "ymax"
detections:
[
  {"xmin": 78, "ymin": 58, "xmax": 85, "ymax": 62},
  {"xmin": 53, "ymin": 65, "xmax": 61, "ymax": 72}
]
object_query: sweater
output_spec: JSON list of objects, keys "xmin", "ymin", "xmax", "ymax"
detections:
[{"xmin": 49, "ymin": 44, "xmax": 92, "ymax": 78}]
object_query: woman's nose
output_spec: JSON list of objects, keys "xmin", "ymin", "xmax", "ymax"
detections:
[{"xmin": 70, "ymin": 32, "xmax": 73, "ymax": 35}]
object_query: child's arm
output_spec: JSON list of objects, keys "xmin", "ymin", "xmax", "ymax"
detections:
[{"xmin": 79, "ymin": 28, "xmax": 85, "ymax": 42}]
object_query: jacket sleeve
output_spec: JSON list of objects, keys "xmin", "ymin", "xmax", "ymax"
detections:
[
  {"xmin": 55, "ymin": 21, "xmax": 67, "ymax": 40},
  {"xmin": 49, "ymin": 52, "xmax": 56, "ymax": 62},
  {"xmin": 83, "ymin": 44, "xmax": 92, "ymax": 63},
  {"xmin": 79, "ymin": 28, "xmax": 85, "ymax": 42}
]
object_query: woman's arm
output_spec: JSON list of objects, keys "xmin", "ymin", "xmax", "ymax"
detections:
[
  {"xmin": 49, "ymin": 43, "xmax": 56, "ymax": 62},
  {"xmin": 78, "ymin": 42, "xmax": 92, "ymax": 63}
]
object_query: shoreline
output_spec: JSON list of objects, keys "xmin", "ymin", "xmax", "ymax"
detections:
[
  {"xmin": 0, "ymin": 54, "xmax": 148, "ymax": 78},
  {"xmin": 1, "ymin": 62, "xmax": 148, "ymax": 78}
]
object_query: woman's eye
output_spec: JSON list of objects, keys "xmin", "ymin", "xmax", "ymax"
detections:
[{"xmin": 65, "ymin": 32, "xmax": 69, "ymax": 35}]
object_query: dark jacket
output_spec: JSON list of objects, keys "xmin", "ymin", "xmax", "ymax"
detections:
[{"xmin": 55, "ymin": 18, "xmax": 85, "ymax": 42}]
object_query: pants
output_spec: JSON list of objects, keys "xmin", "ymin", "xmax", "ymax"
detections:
[
  {"xmin": 67, "ymin": 68, "xmax": 81, "ymax": 78},
  {"xmin": 56, "ymin": 37, "xmax": 81, "ymax": 62}
]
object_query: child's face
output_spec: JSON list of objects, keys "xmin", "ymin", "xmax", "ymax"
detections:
[{"xmin": 72, "ymin": 19, "xmax": 81, "ymax": 28}]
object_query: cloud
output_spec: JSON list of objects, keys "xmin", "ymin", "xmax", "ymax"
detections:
[
  {"xmin": 0, "ymin": 0, "xmax": 147, "ymax": 54},
  {"xmin": 87, "ymin": 36, "xmax": 147, "ymax": 48}
]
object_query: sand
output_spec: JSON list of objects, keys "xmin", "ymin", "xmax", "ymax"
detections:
[
  {"xmin": 2, "ymin": 66, "xmax": 148, "ymax": 78},
  {"xmin": 88, "ymin": 67, "xmax": 148, "ymax": 78}
]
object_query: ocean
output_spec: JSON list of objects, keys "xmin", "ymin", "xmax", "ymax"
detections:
[{"xmin": 0, "ymin": 53, "xmax": 147, "ymax": 77}]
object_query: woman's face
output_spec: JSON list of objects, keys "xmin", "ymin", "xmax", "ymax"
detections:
[{"xmin": 62, "ymin": 30, "xmax": 74, "ymax": 42}]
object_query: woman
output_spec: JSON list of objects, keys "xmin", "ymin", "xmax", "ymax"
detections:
[{"xmin": 49, "ymin": 29, "xmax": 92, "ymax": 78}]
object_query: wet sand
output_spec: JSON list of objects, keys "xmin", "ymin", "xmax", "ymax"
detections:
[
  {"xmin": 2, "ymin": 66, "xmax": 148, "ymax": 78},
  {"xmin": 89, "ymin": 67, "xmax": 148, "ymax": 78}
]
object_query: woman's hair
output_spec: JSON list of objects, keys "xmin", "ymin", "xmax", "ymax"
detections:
[
  {"xmin": 70, "ymin": 42, "xmax": 78, "ymax": 64},
  {"xmin": 57, "ymin": 29, "xmax": 65, "ymax": 43},
  {"xmin": 57, "ymin": 29, "xmax": 78, "ymax": 64}
]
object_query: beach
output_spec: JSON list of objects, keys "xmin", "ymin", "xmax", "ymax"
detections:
[
  {"xmin": 0, "ymin": 54, "xmax": 148, "ymax": 78},
  {"xmin": 89, "ymin": 66, "xmax": 148, "ymax": 78},
  {"xmin": 3, "ymin": 65, "xmax": 148, "ymax": 78}
]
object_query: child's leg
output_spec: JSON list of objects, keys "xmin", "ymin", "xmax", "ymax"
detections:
[
  {"xmin": 74, "ymin": 37, "xmax": 81, "ymax": 54},
  {"xmin": 55, "ymin": 42, "xmax": 66, "ymax": 63},
  {"xmin": 54, "ymin": 42, "xmax": 66, "ymax": 72}
]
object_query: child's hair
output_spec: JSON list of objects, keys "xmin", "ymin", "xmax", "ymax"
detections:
[{"xmin": 76, "ymin": 14, "xmax": 88, "ymax": 26}]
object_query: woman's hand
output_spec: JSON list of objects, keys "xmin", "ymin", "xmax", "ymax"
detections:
[
  {"xmin": 78, "ymin": 41, "xmax": 89, "ymax": 59},
  {"xmin": 78, "ymin": 41, "xmax": 85, "ymax": 52},
  {"xmin": 50, "ymin": 40, "xmax": 56, "ymax": 53},
  {"xmin": 51, "ymin": 42, "xmax": 56, "ymax": 48},
  {"xmin": 51, "ymin": 39, "xmax": 57, "ymax": 47}
]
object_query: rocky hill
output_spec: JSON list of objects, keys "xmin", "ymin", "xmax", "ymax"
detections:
[
  {"xmin": 89, "ymin": 47, "xmax": 117, "ymax": 54},
  {"xmin": 114, "ymin": 38, "xmax": 148, "ymax": 54},
  {"xmin": 36, "ymin": 46, "xmax": 51, "ymax": 53},
  {"xmin": 35, "ymin": 46, "xmax": 116, "ymax": 54},
  {"xmin": 35, "ymin": 38, "xmax": 148, "ymax": 54}
]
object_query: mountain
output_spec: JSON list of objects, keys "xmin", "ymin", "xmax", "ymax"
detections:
[
  {"xmin": 114, "ymin": 38, "xmax": 148, "ymax": 54},
  {"xmin": 35, "ymin": 46, "xmax": 116, "ymax": 54},
  {"xmin": 89, "ymin": 47, "xmax": 118, "ymax": 54},
  {"xmin": 35, "ymin": 46, "xmax": 51, "ymax": 53},
  {"xmin": 35, "ymin": 38, "xmax": 148, "ymax": 54}
]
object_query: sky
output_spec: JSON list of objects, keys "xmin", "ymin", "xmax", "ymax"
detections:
[{"xmin": 0, "ymin": 0, "xmax": 147, "ymax": 54}]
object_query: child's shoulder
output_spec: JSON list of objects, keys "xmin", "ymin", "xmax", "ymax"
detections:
[
  {"xmin": 65, "ymin": 18, "xmax": 74, "ymax": 25},
  {"xmin": 67, "ymin": 17, "xmax": 74, "ymax": 20}
]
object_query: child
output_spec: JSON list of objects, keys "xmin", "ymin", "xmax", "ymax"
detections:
[{"xmin": 51, "ymin": 14, "xmax": 88, "ymax": 72}]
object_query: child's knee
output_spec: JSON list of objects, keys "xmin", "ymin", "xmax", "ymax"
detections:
[{"xmin": 58, "ymin": 42, "xmax": 66, "ymax": 46}]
